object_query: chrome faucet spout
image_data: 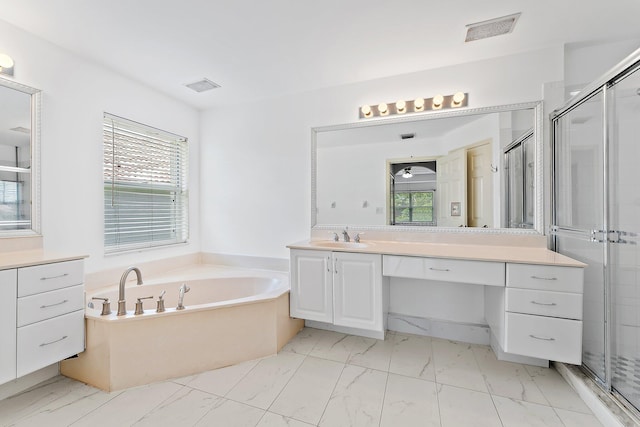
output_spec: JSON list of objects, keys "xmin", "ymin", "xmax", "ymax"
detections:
[
  {"xmin": 342, "ymin": 229, "xmax": 351, "ymax": 242},
  {"xmin": 117, "ymin": 266, "xmax": 143, "ymax": 316}
]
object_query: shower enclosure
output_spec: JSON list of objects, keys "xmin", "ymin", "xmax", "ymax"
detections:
[{"xmin": 551, "ymin": 48, "xmax": 640, "ymax": 415}]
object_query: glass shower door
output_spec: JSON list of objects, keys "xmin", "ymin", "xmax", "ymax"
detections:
[
  {"xmin": 608, "ymin": 66, "xmax": 640, "ymax": 409},
  {"xmin": 553, "ymin": 90, "xmax": 607, "ymax": 382}
]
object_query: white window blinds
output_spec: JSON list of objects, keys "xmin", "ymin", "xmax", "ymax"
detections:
[{"xmin": 103, "ymin": 113, "xmax": 188, "ymax": 253}]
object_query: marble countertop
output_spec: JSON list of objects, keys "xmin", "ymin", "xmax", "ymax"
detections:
[
  {"xmin": 287, "ymin": 240, "xmax": 586, "ymax": 268},
  {"xmin": 0, "ymin": 250, "xmax": 88, "ymax": 271}
]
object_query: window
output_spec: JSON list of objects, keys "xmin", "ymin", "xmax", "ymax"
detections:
[
  {"xmin": 393, "ymin": 191, "xmax": 435, "ymax": 225},
  {"xmin": 103, "ymin": 113, "xmax": 188, "ymax": 253}
]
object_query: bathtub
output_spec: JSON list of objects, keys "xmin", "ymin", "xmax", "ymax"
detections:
[{"xmin": 60, "ymin": 266, "xmax": 304, "ymax": 391}]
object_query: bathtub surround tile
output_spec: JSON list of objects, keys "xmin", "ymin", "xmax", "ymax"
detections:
[
  {"xmin": 257, "ymin": 412, "xmax": 316, "ymax": 426},
  {"xmin": 432, "ymin": 338, "xmax": 488, "ymax": 392},
  {"xmin": 379, "ymin": 373, "xmax": 440, "ymax": 427},
  {"xmin": 472, "ymin": 345, "xmax": 548, "ymax": 404},
  {"xmin": 226, "ymin": 352, "xmax": 305, "ymax": 409},
  {"xmin": 195, "ymin": 398, "xmax": 265, "ymax": 427},
  {"xmin": 176, "ymin": 358, "xmax": 260, "ymax": 397},
  {"xmin": 388, "ymin": 332, "xmax": 435, "ymax": 381},
  {"xmin": 492, "ymin": 395, "xmax": 565, "ymax": 427},
  {"xmin": 70, "ymin": 381, "xmax": 183, "ymax": 427},
  {"xmin": 132, "ymin": 386, "xmax": 220, "ymax": 427},
  {"xmin": 319, "ymin": 364, "xmax": 387, "ymax": 427},
  {"xmin": 437, "ymin": 384, "xmax": 502, "ymax": 427},
  {"xmin": 525, "ymin": 365, "xmax": 593, "ymax": 414},
  {"xmin": 269, "ymin": 356, "xmax": 343, "ymax": 424}
]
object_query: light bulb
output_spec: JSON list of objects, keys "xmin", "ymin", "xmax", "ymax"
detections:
[
  {"xmin": 0, "ymin": 53, "xmax": 14, "ymax": 69},
  {"xmin": 452, "ymin": 92, "xmax": 465, "ymax": 106},
  {"xmin": 361, "ymin": 105, "xmax": 372, "ymax": 117},
  {"xmin": 395, "ymin": 100, "xmax": 406, "ymax": 113},
  {"xmin": 414, "ymin": 97, "xmax": 425, "ymax": 111},
  {"xmin": 378, "ymin": 103, "xmax": 388, "ymax": 115},
  {"xmin": 432, "ymin": 94, "xmax": 444, "ymax": 109}
]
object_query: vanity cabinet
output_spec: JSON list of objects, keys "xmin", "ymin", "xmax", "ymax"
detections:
[
  {"xmin": 0, "ymin": 269, "xmax": 17, "ymax": 385},
  {"xmin": 0, "ymin": 259, "xmax": 85, "ymax": 385},
  {"xmin": 489, "ymin": 263, "xmax": 584, "ymax": 364},
  {"xmin": 290, "ymin": 249, "xmax": 384, "ymax": 335}
]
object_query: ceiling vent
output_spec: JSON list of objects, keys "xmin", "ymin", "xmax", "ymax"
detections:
[
  {"xmin": 400, "ymin": 133, "xmax": 416, "ymax": 140},
  {"xmin": 185, "ymin": 78, "xmax": 221, "ymax": 93},
  {"xmin": 465, "ymin": 13, "xmax": 521, "ymax": 42}
]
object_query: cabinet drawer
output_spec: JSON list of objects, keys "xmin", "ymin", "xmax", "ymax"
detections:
[
  {"xmin": 17, "ymin": 309, "xmax": 85, "ymax": 377},
  {"xmin": 383, "ymin": 255, "xmax": 504, "ymax": 286},
  {"xmin": 17, "ymin": 284, "xmax": 84, "ymax": 327},
  {"xmin": 18, "ymin": 260, "xmax": 84, "ymax": 297},
  {"xmin": 504, "ymin": 312, "xmax": 582, "ymax": 364},
  {"xmin": 505, "ymin": 288, "xmax": 583, "ymax": 320},
  {"xmin": 506, "ymin": 263, "xmax": 583, "ymax": 293}
]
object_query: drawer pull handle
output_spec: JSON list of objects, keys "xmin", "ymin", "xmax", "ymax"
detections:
[
  {"xmin": 40, "ymin": 273, "xmax": 69, "ymax": 281},
  {"xmin": 39, "ymin": 335, "xmax": 68, "ymax": 347},
  {"xmin": 429, "ymin": 268, "xmax": 450, "ymax": 272},
  {"xmin": 40, "ymin": 299, "xmax": 69, "ymax": 309},
  {"xmin": 529, "ymin": 334, "xmax": 555, "ymax": 341},
  {"xmin": 530, "ymin": 300, "xmax": 557, "ymax": 306},
  {"xmin": 530, "ymin": 275, "xmax": 557, "ymax": 281}
]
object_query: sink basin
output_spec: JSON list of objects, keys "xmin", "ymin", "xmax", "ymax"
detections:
[{"xmin": 309, "ymin": 241, "xmax": 370, "ymax": 249}]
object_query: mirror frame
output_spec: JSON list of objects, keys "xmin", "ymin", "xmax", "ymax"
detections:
[
  {"xmin": 311, "ymin": 101, "xmax": 543, "ymax": 235},
  {"xmin": 0, "ymin": 76, "xmax": 42, "ymax": 237}
]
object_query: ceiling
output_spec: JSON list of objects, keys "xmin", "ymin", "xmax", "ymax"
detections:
[{"xmin": 1, "ymin": 0, "xmax": 640, "ymax": 110}]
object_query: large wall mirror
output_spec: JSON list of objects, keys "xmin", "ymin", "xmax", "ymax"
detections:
[
  {"xmin": 0, "ymin": 77, "xmax": 41, "ymax": 236},
  {"xmin": 312, "ymin": 102, "xmax": 543, "ymax": 234}
]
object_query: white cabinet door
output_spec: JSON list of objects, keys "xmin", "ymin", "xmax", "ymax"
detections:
[
  {"xmin": 333, "ymin": 252, "xmax": 382, "ymax": 331},
  {"xmin": 0, "ymin": 269, "xmax": 17, "ymax": 385},
  {"xmin": 290, "ymin": 249, "xmax": 333, "ymax": 323}
]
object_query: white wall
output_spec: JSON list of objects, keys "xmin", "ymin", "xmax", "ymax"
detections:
[
  {"xmin": 0, "ymin": 20, "xmax": 201, "ymax": 274},
  {"xmin": 200, "ymin": 47, "xmax": 564, "ymax": 259}
]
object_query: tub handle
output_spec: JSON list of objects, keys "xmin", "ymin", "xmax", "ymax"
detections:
[
  {"xmin": 135, "ymin": 296, "xmax": 154, "ymax": 315},
  {"xmin": 91, "ymin": 297, "xmax": 112, "ymax": 316}
]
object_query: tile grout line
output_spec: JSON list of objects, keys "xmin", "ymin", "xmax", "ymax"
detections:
[{"xmin": 316, "ymin": 360, "xmax": 348, "ymax": 427}]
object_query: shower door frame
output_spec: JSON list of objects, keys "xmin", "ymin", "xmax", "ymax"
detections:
[{"xmin": 551, "ymin": 47, "xmax": 640, "ymax": 418}]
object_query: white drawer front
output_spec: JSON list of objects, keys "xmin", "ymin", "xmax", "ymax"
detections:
[
  {"xmin": 383, "ymin": 255, "xmax": 504, "ymax": 286},
  {"xmin": 17, "ymin": 310, "xmax": 85, "ymax": 377},
  {"xmin": 18, "ymin": 260, "xmax": 84, "ymax": 297},
  {"xmin": 504, "ymin": 312, "xmax": 582, "ymax": 364},
  {"xmin": 17, "ymin": 285, "xmax": 84, "ymax": 327},
  {"xmin": 506, "ymin": 263, "xmax": 584, "ymax": 293},
  {"xmin": 505, "ymin": 288, "xmax": 583, "ymax": 320}
]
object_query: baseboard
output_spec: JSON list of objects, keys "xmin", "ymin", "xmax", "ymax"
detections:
[
  {"xmin": 305, "ymin": 320, "xmax": 386, "ymax": 340},
  {"xmin": 387, "ymin": 312, "xmax": 491, "ymax": 345}
]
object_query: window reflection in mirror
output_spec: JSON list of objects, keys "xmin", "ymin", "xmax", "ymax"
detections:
[
  {"xmin": 313, "ymin": 103, "xmax": 541, "ymax": 232},
  {"xmin": 0, "ymin": 79, "xmax": 40, "ymax": 234}
]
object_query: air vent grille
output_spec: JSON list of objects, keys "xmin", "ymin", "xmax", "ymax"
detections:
[
  {"xmin": 465, "ymin": 13, "xmax": 521, "ymax": 42},
  {"xmin": 185, "ymin": 78, "xmax": 221, "ymax": 93}
]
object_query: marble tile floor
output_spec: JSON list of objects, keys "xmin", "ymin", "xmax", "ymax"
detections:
[{"xmin": 0, "ymin": 328, "xmax": 605, "ymax": 427}]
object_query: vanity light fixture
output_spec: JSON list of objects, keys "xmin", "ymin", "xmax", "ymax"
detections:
[
  {"xmin": 359, "ymin": 92, "xmax": 468, "ymax": 119},
  {"xmin": 0, "ymin": 53, "xmax": 14, "ymax": 76},
  {"xmin": 402, "ymin": 168, "xmax": 413, "ymax": 178},
  {"xmin": 432, "ymin": 94, "xmax": 444, "ymax": 109}
]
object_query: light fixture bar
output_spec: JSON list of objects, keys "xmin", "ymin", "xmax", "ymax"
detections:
[{"xmin": 359, "ymin": 92, "xmax": 468, "ymax": 119}]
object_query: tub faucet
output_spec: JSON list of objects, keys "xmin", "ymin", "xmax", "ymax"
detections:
[
  {"xmin": 117, "ymin": 266, "xmax": 143, "ymax": 316},
  {"xmin": 176, "ymin": 283, "xmax": 190, "ymax": 310}
]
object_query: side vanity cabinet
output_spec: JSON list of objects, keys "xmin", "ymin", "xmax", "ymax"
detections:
[
  {"xmin": 0, "ymin": 259, "xmax": 86, "ymax": 386},
  {"xmin": 290, "ymin": 249, "xmax": 387, "ymax": 338}
]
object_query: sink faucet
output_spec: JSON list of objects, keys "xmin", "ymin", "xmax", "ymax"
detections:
[
  {"xmin": 117, "ymin": 266, "xmax": 143, "ymax": 316},
  {"xmin": 342, "ymin": 228, "xmax": 350, "ymax": 242}
]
